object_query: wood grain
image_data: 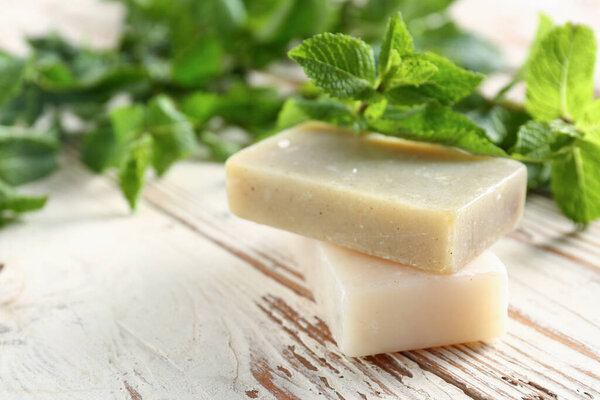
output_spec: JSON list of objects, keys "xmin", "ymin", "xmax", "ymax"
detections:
[
  {"xmin": 0, "ymin": 0, "xmax": 599, "ymax": 398},
  {"xmin": 3, "ymin": 160, "xmax": 598, "ymax": 399},
  {"xmin": 140, "ymin": 162, "xmax": 600, "ymax": 399}
]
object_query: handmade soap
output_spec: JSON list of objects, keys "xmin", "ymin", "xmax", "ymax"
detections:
[
  {"xmin": 226, "ymin": 122, "xmax": 526, "ymax": 273},
  {"xmin": 300, "ymin": 239, "xmax": 508, "ymax": 357}
]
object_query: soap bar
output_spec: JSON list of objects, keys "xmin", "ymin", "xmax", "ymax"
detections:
[
  {"xmin": 226, "ymin": 122, "xmax": 526, "ymax": 273},
  {"xmin": 300, "ymin": 239, "xmax": 508, "ymax": 357}
]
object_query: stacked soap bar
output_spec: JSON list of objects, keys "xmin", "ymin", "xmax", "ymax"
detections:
[
  {"xmin": 226, "ymin": 122, "xmax": 526, "ymax": 356},
  {"xmin": 298, "ymin": 239, "xmax": 508, "ymax": 356}
]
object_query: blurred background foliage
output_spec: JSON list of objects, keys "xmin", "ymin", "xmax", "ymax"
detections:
[{"xmin": 0, "ymin": 0, "xmax": 506, "ymax": 215}]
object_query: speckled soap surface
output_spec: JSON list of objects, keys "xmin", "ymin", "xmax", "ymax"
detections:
[{"xmin": 226, "ymin": 122, "xmax": 526, "ymax": 273}]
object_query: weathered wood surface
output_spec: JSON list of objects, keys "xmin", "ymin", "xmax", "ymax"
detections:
[
  {"xmin": 0, "ymin": 159, "xmax": 598, "ymax": 399},
  {"xmin": 0, "ymin": 0, "xmax": 599, "ymax": 398}
]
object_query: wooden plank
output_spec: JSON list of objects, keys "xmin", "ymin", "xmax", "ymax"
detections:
[
  {"xmin": 0, "ymin": 162, "xmax": 482, "ymax": 399},
  {"xmin": 137, "ymin": 161, "xmax": 600, "ymax": 399}
]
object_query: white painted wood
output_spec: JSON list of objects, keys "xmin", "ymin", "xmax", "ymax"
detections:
[
  {"xmin": 0, "ymin": 0, "xmax": 599, "ymax": 398},
  {"xmin": 0, "ymin": 163, "xmax": 478, "ymax": 400},
  {"xmin": 1, "ymin": 159, "xmax": 597, "ymax": 399}
]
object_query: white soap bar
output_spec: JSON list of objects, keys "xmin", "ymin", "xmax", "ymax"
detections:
[{"xmin": 300, "ymin": 239, "xmax": 508, "ymax": 357}]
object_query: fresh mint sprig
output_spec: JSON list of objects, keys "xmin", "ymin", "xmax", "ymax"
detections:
[
  {"xmin": 0, "ymin": 0, "xmax": 504, "ymax": 217},
  {"xmin": 515, "ymin": 17, "xmax": 600, "ymax": 224},
  {"xmin": 287, "ymin": 13, "xmax": 504, "ymax": 156},
  {"xmin": 287, "ymin": 12, "xmax": 600, "ymax": 225}
]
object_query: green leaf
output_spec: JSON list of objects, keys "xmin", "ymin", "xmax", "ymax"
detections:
[
  {"xmin": 384, "ymin": 53, "xmax": 482, "ymax": 105},
  {"xmin": 526, "ymin": 23, "xmax": 596, "ymax": 121},
  {"xmin": 172, "ymin": 38, "xmax": 223, "ymax": 87},
  {"xmin": 181, "ymin": 92, "xmax": 220, "ymax": 126},
  {"xmin": 576, "ymin": 99, "xmax": 600, "ymax": 143},
  {"xmin": 0, "ymin": 53, "xmax": 26, "ymax": 107},
  {"xmin": 382, "ymin": 85, "xmax": 431, "ymax": 106},
  {"xmin": 364, "ymin": 99, "xmax": 388, "ymax": 121},
  {"xmin": 110, "ymin": 104, "xmax": 145, "ymax": 142},
  {"xmin": 81, "ymin": 127, "xmax": 123, "ymax": 173},
  {"xmin": 0, "ymin": 128, "xmax": 59, "ymax": 185},
  {"xmin": 385, "ymin": 54, "xmax": 438, "ymax": 88},
  {"xmin": 288, "ymin": 33, "xmax": 376, "ymax": 100},
  {"xmin": 512, "ymin": 120, "xmax": 580, "ymax": 161},
  {"xmin": 551, "ymin": 139, "xmax": 600, "ymax": 224},
  {"xmin": 360, "ymin": 0, "xmax": 454, "ymax": 22},
  {"xmin": 200, "ymin": 131, "xmax": 242, "ymax": 162},
  {"xmin": 247, "ymin": 0, "xmax": 339, "ymax": 43},
  {"xmin": 378, "ymin": 13, "xmax": 413, "ymax": 76},
  {"xmin": 370, "ymin": 102, "xmax": 506, "ymax": 156},
  {"xmin": 215, "ymin": 83, "xmax": 282, "ymax": 135},
  {"xmin": 418, "ymin": 53, "xmax": 482, "ymax": 103},
  {"xmin": 395, "ymin": 0, "xmax": 455, "ymax": 20},
  {"xmin": 146, "ymin": 95, "xmax": 196, "ymax": 176},
  {"xmin": 277, "ymin": 98, "xmax": 310, "ymax": 129},
  {"xmin": 483, "ymin": 107, "xmax": 530, "ymax": 149},
  {"xmin": 458, "ymin": 95, "xmax": 531, "ymax": 149},
  {"xmin": 0, "ymin": 85, "xmax": 45, "ymax": 126},
  {"xmin": 0, "ymin": 179, "xmax": 47, "ymax": 214},
  {"xmin": 82, "ymin": 105, "xmax": 146, "ymax": 173},
  {"xmin": 276, "ymin": 97, "xmax": 356, "ymax": 130},
  {"xmin": 524, "ymin": 13, "xmax": 554, "ymax": 73},
  {"xmin": 119, "ymin": 134, "xmax": 153, "ymax": 211},
  {"xmin": 525, "ymin": 161, "xmax": 551, "ymax": 189}
]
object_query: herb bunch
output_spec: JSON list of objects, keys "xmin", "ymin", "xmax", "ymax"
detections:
[
  {"xmin": 0, "ymin": 0, "xmax": 498, "ymax": 220},
  {"xmin": 285, "ymin": 13, "xmax": 600, "ymax": 225},
  {"xmin": 0, "ymin": 0, "xmax": 598, "ymax": 226}
]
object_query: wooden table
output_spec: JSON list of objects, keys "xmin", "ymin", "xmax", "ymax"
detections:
[
  {"xmin": 0, "ymin": 158, "xmax": 598, "ymax": 399},
  {"xmin": 0, "ymin": 1, "xmax": 599, "ymax": 399}
]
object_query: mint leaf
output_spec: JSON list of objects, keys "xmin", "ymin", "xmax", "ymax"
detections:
[
  {"xmin": 384, "ymin": 53, "xmax": 482, "ymax": 105},
  {"xmin": 0, "ymin": 53, "xmax": 26, "ymax": 107},
  {"xmin": 551, "ymin": 139, "xmax": 600, "ymax": 224},
  {"xmin": 576, "ymin": 99, "xmax": 600, "ymax": 143},
  {"xmin": 392, "ymin": 0, "xmax": 454, "ymax": 20},
  {"xmin": 246, "ymin": 0, "xmax": 339, "ymax": 43},
  {"xmin": 385, "ymin": 54, "xmax": 438, "ymax": 88},
  {"xmin": 370, "ymin": 102, "xmax": 505, "ymax": 156},
  {"xmin": 0, "ymin": 128, "xmax": 59, "ymax": 185},
  {"xmin": 0, "ymin": 85, "xmax": 44, "ymax": 126},
  {"xmin": 277, "ymin": 97, "xmax": 356, "ymax": 130},
  {"xmin": 81, "ymin": 127, "xmax": 122, "ymax": 173},
  {"xmin": 359, "ymin": 0, "xmax": 454, "ymax": 23},
  {"xmin": 526, "ymin": 23, "xmax": 596, "ymax": 121},
  {"xmin": 0, "ymin": 179, "xmax": 47, "ymax": 214},
  {"xmin": 364, "ymin": 99, "xmax": 388, "ymax": 121},
  {"xmin": 215, "ymin": 83, "xmax": 282, "ymax": 135},
  {"xmin": 288, "ymin": 33, "xmax": 376, "ymax": 100},
  {"xmin": 200, "ymin": 131, "xmax": 242, "ymax": 162},
  {"xmin": 458, "ymin": 95, "xmax": 531, "ymax": 149},
  {"xmin": 414, "ymin": 53, "xmax": 483, "ymax": 104},
  {"xmin": 146, "ymin": 95, "xmax": 196, "ymax": 176},
  {"xmin": 524, "ymin": 13, "xmax": 554, "ymax": 74},
  {"xmin": 181, "ymin": 92, "xmax": 220, "ymax": 126},
  {"xmin": 172, "ymin": 38, "xmax": 223, "ymax": 87},
  {"xmin": 277, "ymin": 98, "xmax": 310, "ymax": 130},
  {"xmin": 511, "ymin": 120, "xmax": 579, "ymax": 161},
  {"xmin": 110, "ymin": 104, "xmax": 145, "ymax": 142},
  {"xmin": 526, "ymin": 162, "xmax": 551, "ymax": 189},
  {"xmin": 119, "ymin": 134, "xmax": 153, "ymax": 211},
  {"xmin": 378, "ymin": 13, "xmax": 413, "ymax": 76},
  {"xmin": 82, "ymin": 104, "xmax": 146, "ymax": 173}
]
